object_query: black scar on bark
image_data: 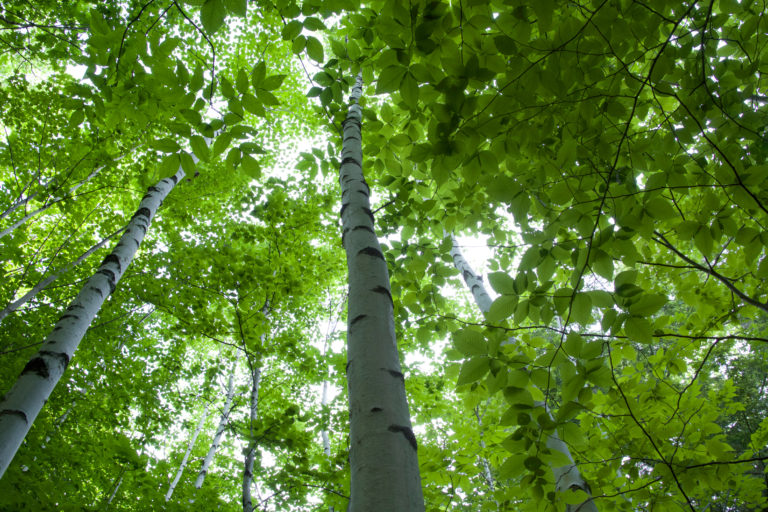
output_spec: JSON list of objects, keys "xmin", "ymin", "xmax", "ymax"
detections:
[
  {"xmin": 170, "ymin": 174, "xmax": 179, "ymax": 184},
  {"xmin": 97, "ymin": 269, "xmax": 117, "ymax": 294},
  {"xmin": 66, "ymin": 304, "xmax": 84, "ymax": 311},
  {"xmin": 357, "ymin": 188, "xmax": 369, "ymax": 198},
  {"xmin": 353, "ymin": 225, "xmax": 374, "ymax": 234},
  {"xmin": 341, "ymin": 227, "xmax": 349, "ymax": 246},
  {"xmin": 0, "ymin": 409, "xmax": 28, "ymax": 424},
  {"xmin": 341, "ymin": 117, "xmax": 361, "ymax": 129},
  {"xmin": 383, "ymin": 368, "xmax": 404, "ymax": 383},
  {"xmin": 100, "ymin": 253, "xmax": 122, "ymax": 273},
  {"xmin": 345, "ymin": 361, "xmax": 351, "ymax": 373},
  {"xmin": 40, "ymin": 350, "xmax": 70, "ymax": 371},
  {"xmin": 370, "ymin": 407, "xmax": 383, "ymax": 413},
  {"xmin": 362, "ymin": 207, "xmax": 374, "ymax": 224},
  {"xmin": 90, "ymin": 286, "xmax": 103, "ymax": 297},
  {"xmin": 463, "ymin": 270, "xmax": 473, "ymax": 281},
  {"xmin": 133, "ymin": 207, "xmax": 151, "ymax": 220},
  {"xmin": 358, "ymin": 247, "xmax": 384, "ymax": 260},
  {"xmin": 340, "ymin": 203, "xmax": 349, "ymax": 218},
  {"xmin": 372, "ymin": 285, "xmax": 393, "ymax": 306},
  {"xmin": 341, "ymin": 156, "xmax": 362, "ymax": 168},
  {"xmin": 344, "ymin": 133, "xmax": 361, "ymax": 142},
  {"xmin": 147, "ymin": 186, "xmax": 160, "ymax": 193},
  {"xmin": 22, "ymin": 357, "xmax": 50, "ymax": 378},
  {"xmin": 135, "ymin": 222, "xmax": 147, "ymax": 234},
  {"xmin": 350, "ymin": 314, "xmax": 367, "ymax": 325},
  {"xmin": 60, "ymin": 314, "xmax": 79, "ymax": 321},
  {"xmin": 388, "ymin": 425, "xmax": 418, "ymax": 451}
]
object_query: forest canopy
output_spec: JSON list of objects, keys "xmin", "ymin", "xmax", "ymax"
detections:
[{"xmin": 0, "ymin": 0, "xmax": 767, "ymax": 510}]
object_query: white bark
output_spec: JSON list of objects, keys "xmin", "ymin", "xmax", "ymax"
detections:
[
  {"xmin": 166, "ymin": 403, "xmax": 209, "ymax": 501},
  {"xmin": 0, "ymin": 226, "xmax": 126, "ymax": 324},
  {"xmin": 0, "ymin": 166, "xmax": 185, "ymax": 478},
  {"xmin": 448, "ymin": 235, "xmax": 598, "ymax": 512},
  {"xmin": 195, "ymin": 355, "xmax": 238, "ymax": 489},
  {"xmin": 340, "ymin": 74, "xmax": 424, "ymax": 512},
  {"xmin": 320, "ymin": 379, "xmax": 331, "ymax": 457},
  {"xmin": 242, "ymin": 365, "xmax": 261, "ymax": 512}
]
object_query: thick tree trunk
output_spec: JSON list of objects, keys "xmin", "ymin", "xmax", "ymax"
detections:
[
  {"xmin": 166, "ymin": 403, "xmax": 209, "ymax": 501},
  {"xmin": 339, "ymin": 74, "xmax": 424, "ymax": 512},
  {"xmin": 242, "ymin": 365, "xmax": 261, "ymax": 512},
  {"xmin": 0, "ymin": 226, "xmax": 126, "ymax": 324},
  {"xmin": 0, "ymin": 166, "xmax": 185, "ymax": 478},
  {"xmin": 196, "ymin": 356, "xmax": 238, "ymax": 489},
  {"xmin": 449, "ymin": 235, "xmax": 598, "ymax": 512}
]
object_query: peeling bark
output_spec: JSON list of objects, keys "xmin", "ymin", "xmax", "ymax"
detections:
[
  {"xmin": 340, "ymin": 74, "xmax": 424, "ymax": 512},
  {"xmin": 448, "ymin": 235, "xmax": 598, "ymax": 512},
  {"xmin": 0, "ymin": 166, "xmax": 185, "ymax": 478}
]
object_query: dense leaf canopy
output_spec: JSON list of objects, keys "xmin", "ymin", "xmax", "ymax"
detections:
[{"xmin": 0, "ymin": 0, "xmax": 767, "ymax": 510}]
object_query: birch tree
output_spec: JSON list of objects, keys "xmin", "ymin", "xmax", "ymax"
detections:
[
  {"xmin": 0, "ymin": 166, "xmax": 184, "ymax": 478},
  {"xmin": 450, "ymin": 236, "xmax": 597, "ymax": 512},
  {"xmin": 166, "ymin": 403, "xmax": 210, "ymax": 501},
  {"xmin": 339, "ymin": 74, "xmax": 424, "ymax": 511}
]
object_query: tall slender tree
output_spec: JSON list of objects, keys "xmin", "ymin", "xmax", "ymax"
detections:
[{"xmin": 339, "ymin": 74, "xmax": 424, "ymax": 511}]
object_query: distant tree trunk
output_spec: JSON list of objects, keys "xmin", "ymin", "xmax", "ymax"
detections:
[
  {"xmin": 242, "ymin": 365, "xmax": 261, "ymax": 512},
  {"xmin": 166, "ymin": 403, "xmax": 209, "ymax": 501},
  {"xmin": 0, "ymin": 225, "xmax": 126, "ymax": 324},
  {"xmin": 196, "ymin": 355, "xmax": 238, "ymax": 489},
  {"xmin": 449, "ymin": 235, "xmax": 598, "ymax": 512},
  {"xmin": 339, "ymin": 74, "xmax": 424, "ymax": 512},
  {"xmin": 0, "ymin": 166, "xmax": 185, "ymax": 479},
  {"xmin": 0, "ymin": 157, "xmax": 112, "ymax": 240}
]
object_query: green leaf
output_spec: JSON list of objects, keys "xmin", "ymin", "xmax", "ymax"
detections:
[
  {"xmin": 488, "ymin": 272, "xmax": 516, "ymax": 295},
  {"xmin": 498, "ymin": 454, "xmax": 526, "ymax": 480},
  {"xmin": 260, "ymin": 74, "xmax": 287, "ymax": 91},
  {"xmin": 570, "ymin": 293, "xmax": 592, "ymax": 325},
  {"xmin": 292, "ymin": 36, "xmax": 307, "ymax": 54},
  {"xmin": 179, "ymin": 151, "xmax": 196, "ymax": 175},
  {"xmin": 487, "ymin": 295, "xmax": 518, "ymax": 323},
  {"xmin": 240, "ymin": 154, "xmax": 261, "ymax": 178},
  {"xmin": 201, "ymin": 0, "xmax": 226, "ymax": 34},
  {"xmin": 452, "ymin": 329, "xmax": 486, "ymax": 356},
  {"xmin": 305, "ymin": 36, "xmax": 324, "ymax": 63},
  {"xmin": 624, "ymin": 316, "xmax": 653, "ymax": 344},
  {"xmin": 212, "ymin": 131, "xmax": 232, "ymax": 156},
  {"xmin": 628, "ymin": 293, "xmax": 668, "ymax": 316},
  {"xmin": 456, "ymin": 356, "xmax": 490, "ymax": 386},
  {"xmin": 152, "ymin": 138, "xmax": 180, "ymax": 153},
  {"xmin": 236, "ymin": 68, "xmax": 249, "ymax": 94},
  {"xmin": 376, "ymin": 65, "xmax": 407, "ymax": 94},
  {"xmin": 226, "ymin": 0, "xmax": 246, "ymax": 17},
  {"xmin": 494, "ymin": 35, "xmax": 517, "ymax": 55},
  {"xmin": 400, "ymin": 72, "xmax": 418, "ymax": 109},
  {"xmin": 189, "ymin": 135, "xmax": 210, "ymax": 162},
  {"xmin": 281, "ymin": 20, "xmax": 303, "ymax": 40},
  {"xmin": 242, "ymin": 93, "xmax": 265, "ymax": 117}
]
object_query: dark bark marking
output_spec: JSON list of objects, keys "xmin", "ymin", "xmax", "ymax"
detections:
[
  {"xmin": 97, "ymin": 269, "xmax": 117, "ymax": 294},
  {"xmin": 352, "ymin": 225, "xmax": 374, "ymax": 234},
  {"xmin": 383, "ymin": 368, "xmax": 404, "ymax": 382},
  {"xmin": 463, "ymin": 270, "xmax": 473, "ymax": 281},
  {"xmin": 0, "ymin": 409, "xmax": 28, "ymax": 424},
  {"xmin": 169, "ymin": 174, "xmax": 179, "ymax": 184},
  {"xmin": 22, "ymin": 356, "xmax": 50, "ymax": 378},
  {"xmin": 340, "ymin": 156, "xmax": 362, "ymax": 168},
  {"xmin": 372, "ymin": 285, "xmax": 393, "ymax": 306},
  {"xmin": 60, "ymin": 314, "xmax": 79, "ymax": 321},
  {"xmin": 135, "ymin": 223, "xmax": 147, "ymax": 234},
  {"xmin": 341, "ymin": 117, "xmax": 361, "ymax": 129},
  {"xmin": 345, "ymin": 361, "xmax": 351, "ymax": 373},
  {"xmin": 66, "ymin": 304, "xmax": 84, "ymax": 311},
  {"xmin": 133, "ymin": 207, "xmax": 151, "ymax": 220},
  {"xmin": 342, "ymin": 227, "xmax": 349, "ymax": 246},
  {"xmin": 388, "ymin": 425, "xmax": 418, "ymax": 451},
  {"xmin": 350, "ymin": 314, "xmax": 367, "ymax": 325},
  {"xmin": 40, "ymin": 350, "xmax": 70, "ymax": 371},
  {"xmin": 362, "ymin": 207, "xmax": 374, "ymax": 224},
  {"xmin": 370, "ymin": 407, "xmax": 383, "ymax": 413},
  {"xmin": 358, "ymin": 247, "xmax": 384, "ymax": 260},
  {"xmin": 147, "ymin": 186, "xmax": 161, "ymax": 193},
  {"xmin": 340, "ymin": 203, "xmax": 349, "ymax": 218},
  {"xmin": 358, "ymin": 188, "xmax": 369, "ymax": 197},
  {"xmin": 100, "ymin": 253, "xmax": 122, "ymax": 273},
  {"xmin": 90, "ymin": 286, "xmax": 103, "ymax": 297}
]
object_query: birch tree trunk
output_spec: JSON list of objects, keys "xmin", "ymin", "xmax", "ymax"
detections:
[
  {"xmin": 0, "ymin": 166, "xmax": 185, "ymax": 478},
  {"xmin": 340, "ymin": 74, "xmax": 424, "ymax": 512},
  {"xmin": 166, "ymin": 403, "xmax": 209, "ymax": 501},
  {"xmin": 195, "ymin": 355, "xmax": 238, "ymax": 489},
  {"xmin": 242, "ymin": 365, "xmax": 261, "ymax": 512},
  {"xmin": 449, "ymin": 235, "xmax": 598, "ymax": 512},
  {"xmin": 0, "ymin": 226, "xmax": 126, "ymax": 324}
]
